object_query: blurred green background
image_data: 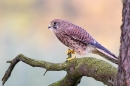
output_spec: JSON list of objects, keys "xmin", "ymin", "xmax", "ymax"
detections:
[{"xmin": 0, "ymin": 0, "xmax": 121, "ymax": 86}]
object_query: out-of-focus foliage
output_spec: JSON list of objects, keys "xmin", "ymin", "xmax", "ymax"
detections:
[{"xmin": 0, "ymin": 0, "xmax": 122, "ymax": 86}]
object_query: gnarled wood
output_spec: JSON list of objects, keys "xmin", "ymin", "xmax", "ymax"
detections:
[{"xmin": 2, "ymin": 54, "xmax": 117, "ymax": 86}]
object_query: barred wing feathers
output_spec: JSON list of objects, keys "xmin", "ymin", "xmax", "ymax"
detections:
[
  {"xmin": 64, "ymin": 26, "xmax": 96, "ymax": 45},
  {"xmin": 64, "ymin": 25, "xmax": 118, "ymax": 64}
]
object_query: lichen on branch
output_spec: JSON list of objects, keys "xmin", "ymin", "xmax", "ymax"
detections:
[{"xmin": 2, "ymin": 54, "xmax": 117, "ymax": 86}]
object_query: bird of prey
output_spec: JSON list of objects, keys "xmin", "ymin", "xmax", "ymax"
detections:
[{"xmin": 48, "ymin": 19, "xmax": 118, "ymax": 64}]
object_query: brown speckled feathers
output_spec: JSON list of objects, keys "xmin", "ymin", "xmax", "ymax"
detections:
[{"xmin": 48, "ymin": 19, "xmax": 118, "ymax": 64}]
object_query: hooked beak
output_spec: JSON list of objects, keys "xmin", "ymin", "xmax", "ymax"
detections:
[{"xmin": 48, "ymin": 25, "xmax": 51, "ymax": 29}]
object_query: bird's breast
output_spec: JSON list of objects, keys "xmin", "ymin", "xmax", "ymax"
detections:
[{"xmin": 55, "ymin": 32, "xmax": 87, "ymax": 55}]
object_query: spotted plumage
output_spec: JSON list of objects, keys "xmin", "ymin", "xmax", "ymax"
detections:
[{"xmin": 48, "ymin": 19, "xmax": 118, "ymax": 64}]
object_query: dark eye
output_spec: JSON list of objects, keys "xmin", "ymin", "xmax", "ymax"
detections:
[
  {"xmin": 53, "ymin": 22, "xmax": 57, "ymax": 25},
  {"xmin": 53, "ymin": 22, "xmax": 58, "ymax": 29}
]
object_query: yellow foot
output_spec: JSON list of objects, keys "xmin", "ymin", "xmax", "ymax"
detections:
[
  {"xmin": 66, "ymin": 49, "xmax": 76, "ymax": 61},
  {"xmin": 66, "ymin": 49, "xmax": 75, "ymax": 55},
  {"xmin": 67, "ymin": 56, "xmax": 76, "ymax": 61}
]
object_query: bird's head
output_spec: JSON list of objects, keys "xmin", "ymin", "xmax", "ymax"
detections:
[{"xmin": 48, "ymin": 19, "xmax": 70, "ymax": 32}]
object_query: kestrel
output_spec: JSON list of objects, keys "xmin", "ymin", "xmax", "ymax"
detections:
[{"xmin": 48, "ymin": 19, "xmax": 118, "ymax": 64}]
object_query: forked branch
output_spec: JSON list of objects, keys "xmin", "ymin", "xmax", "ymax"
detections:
[{"xmin": 2, "ymin": 54, "xmax": 117, "ymax": 86}]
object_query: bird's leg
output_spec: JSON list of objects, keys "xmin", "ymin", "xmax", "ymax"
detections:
[
  {"xmin": 67, "ymin": 52, "xmax": 76, "ymax": 61},
  {"xmin": 66, "ymin": 49, "xmax": 72, "ymax": 58},
  {"xmin": 66, "ymin": 49, "xmax": 76, "ymax": 61},
  {"xmin": 66, "ymin": 49, "xmax": 75, "ymax": 55}
]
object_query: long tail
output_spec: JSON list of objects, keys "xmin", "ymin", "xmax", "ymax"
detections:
[{"xmin": 92, "ymin": 42, "xmax": 118, "ymax": 64}]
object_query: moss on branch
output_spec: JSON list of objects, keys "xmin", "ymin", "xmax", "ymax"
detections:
[{"xmin": 2, "ymin": 54, "xmax": 117, "ymax": 86}]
